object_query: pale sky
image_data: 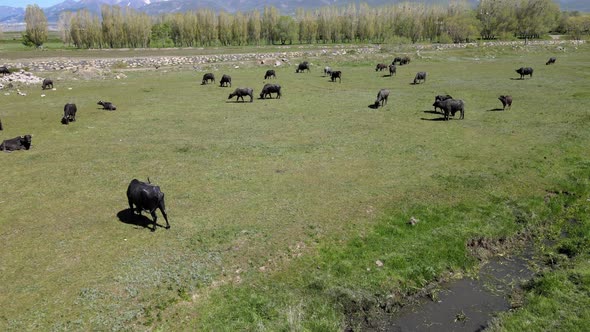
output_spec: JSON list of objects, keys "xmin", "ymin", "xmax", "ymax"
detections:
[{"xmin": 0, "ymin": 0, "xmax": 63, "ymax": 8}]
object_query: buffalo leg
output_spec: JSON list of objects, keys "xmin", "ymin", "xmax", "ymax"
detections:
[
  {"xmin": 150, "ymin": 211, "xmax": 158, "ymax": 231},
  {"xmin": 158, "ymin": 198, "xmax": 170, "ymax": 229}
]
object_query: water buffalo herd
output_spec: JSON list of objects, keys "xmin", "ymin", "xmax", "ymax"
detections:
[
  {"xmin": 194, "ymin": 54, "xmax": 558, "ymax": 122},
  {"xmin": 0, "ymin": 52, "xmax": 558, "ymax": 232}
]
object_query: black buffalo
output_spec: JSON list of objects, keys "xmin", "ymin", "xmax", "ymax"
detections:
[
  {"xmin": 61, "ymin": 103, "xmax": 77, "ymax": 124},
  {"xmin": 0, "ymin": 66, "xmax": 10, "ymax": 76},
  {"xmin": 0, "ymin": 118, "xmax": 3, "ymax": 130},
  {"xmin": 259, "ymin": 84, "xmax": 281, "ymax": 99},
  {"xmin": 42, "ymin": 78, "xmax": 53, "ymax": 90},
  {"xmin": 546, "ymin": 57, "xmax": 556, "ymax": 65},
  {"xmin": 392, "ymin": 57, "xmax": 402, "ymax": 65},
  {"xmin": 264, "ymin": 70, "xmax": 276, "ymax": 80},
  {"xmin": 127, "ymin": 179, "xmax": 170, "ymax": 231},
  {"xmin": 1, "ymin": 134, "xmax": 32, "ymax": 152},
  {"xmin": 220, "ymin": 74, "xmax": 232, "ymax": 87},
  {"xmin": 413, "ymin": 72, "xmax": 427, "ymax": 84},
  {"xmin": 98, "ymin": 100, "xmax": 116, "ymax": 111},
  {"xmin": 498, "ymin": 95, "xmax": 513, "ymax": 110},
  {"xmin": 516, "ymin": 67, "xmax": 533, "ymax": 79},
  {"xmin": 375, "ymin": 63, "xmax": 387, "ymax": 71},
  {"xmin": 374, "ymin": 89, "xmax": 390, "ymax": 108},
  {"xmin": 331, "ymin": 70, "xmax": 342, "ymax": 83},
  {"xmin": 202, "ymin": 73, "xmax": 215, "ymax": 85},
  {"xmin": 324, "ymin": 66, "xmax": 332, "ymax": 77},
  {"xmin": 400, "ymin": 56, "xmax": 411, "ymax": 65},
  {"xmin": 433, "ymin": 99, "xmax": 465, "ymax": 121},
  {"xmin": 296, "ymin": 61, "xmax": 310, "ymax": 73},
  {"xmin": 434, "ymin": 95, "xmax": 453, "ymax": 112},
  {"xmin": 229, "ymin": 88, "xmax": 254, "ymax": 102},
  {"xmin": 389, "ymin": 64, "xmax": 397, "ymax": 77}
]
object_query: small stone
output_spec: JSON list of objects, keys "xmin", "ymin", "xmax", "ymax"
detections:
[
  {"xmin": 375, "ymin": 260, "xmax": 384, "ymax": 267},
  {"xmin": 408, "ymin": 216, "xmax": 420, "ymax": 226}
]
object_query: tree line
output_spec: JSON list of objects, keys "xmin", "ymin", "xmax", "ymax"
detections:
[{"xmin": 21, "ymin": 1, "xmax": 590, "ymax": 49}]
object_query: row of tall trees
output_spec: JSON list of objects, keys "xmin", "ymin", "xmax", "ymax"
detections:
[{"xmin": 22, "ymin": 1, "xmax": 590, "ymax": 49}]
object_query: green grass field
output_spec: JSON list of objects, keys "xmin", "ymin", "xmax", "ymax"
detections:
[{"xmin": 1, "ymin": 43, "xmax": 589, "ymax": 330}]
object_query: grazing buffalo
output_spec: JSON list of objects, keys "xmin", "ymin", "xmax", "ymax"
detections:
[
  {"xmin": 229, "ymin": 88, "xmax": 254, "ymax": 102},
  {"xmin": 0, "ymin": 66, "xmax": 10, "ymax": 76},
  {"xmin": 220, "ymin": 74, "xmax": 232, "ymax": 87},
  {"xmin": 433, "ymin": 98, "xmax": 464, "ymax": 120},
  {"xmin": 389, "ymin": 64, "xmax": 397, "ymax": 77},
  {"xmin": 127, "ymin": 179, "xmax": 170, "ymax": 231},
  {"xmin": 375, "ymin": 63, "xmax": 388, "ymax": 71},
  {"xmin": 374, "ymin": 89, "xmax": 390, "ymax": 108},
  {"xmin": 260, "ymin": 84, "xmax": 281, "ymax": 99},
  {"xmin": 202, "ymin": 73, "xmax": 215, "ymax": 85},
  {"xmin": 324, "ymin": 66, "xmax": 332, "ymax": 77},
  {"xmin": 392, "ymin": 57, "xmax": 402, "ymax": 65},
  {"xmin": 42, "ymin": 78, "xmax": 53, "ymax": 90},
  {"xmin": 413, "ymin": 72, "xmax": 427, "ymax": 84},
  {"xmin": 498, "ymin": 95, "xmax": 513, "ymax": 110},
  {"xmin": 0, "ymin": 134, "xmax": 32, "ymax": 152},
  {"xmin": 264, "ymin": 70, "xmax": 276, "ymax": 80},
  {"xmin": 61, "ymin": 103, "xmax": 77, "ymax": 124},
  {"xmin": 546, "ymin": 57, "xmax": 556, "ymax": 65},
  {"xmin": 97, "ymin": 100, "xmax": 116, "ymax": 111},
  {"xmin": 296, "ymin": 61, "xmax": 310, "ymax": 73},
  {"xmin": 400, "ymin": 56, "xmax": 411, "ymax": 65},
  {"xmin": 516, "ymin": 67, "xmax": 533, "ymax": 79},
  {"xmin": 331, "ymin": 70, "xmax": 342, "ymax": 83},
  {"xmin": 434, "ymin": 95, "xmax": 453, "ymax": 112}
]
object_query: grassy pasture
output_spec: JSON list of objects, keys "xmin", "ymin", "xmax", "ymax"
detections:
[{"xmin": 1, "ymin": 44, "xmax": 589, "ymax": 330}]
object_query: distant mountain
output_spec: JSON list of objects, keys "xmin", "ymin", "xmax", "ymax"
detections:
[
  {"xmin": 1, "ymin": 0, "xmax": 588, "ymax": 26},
  {"xmin": 0, "ymin": 6, "xmax": 25, "ymax": 23}
]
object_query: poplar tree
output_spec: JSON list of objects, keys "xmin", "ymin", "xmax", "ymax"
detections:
[{"xmin": 23, "ymin": 4, "xmax": 48, "ymax": 47}]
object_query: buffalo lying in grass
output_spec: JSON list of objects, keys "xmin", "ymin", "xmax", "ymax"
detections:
[
  {"xmin": 98, "ymin": 101, "xmax": 116, "ymax": 111},
  {"xmin": 546, "ymin": 57, "xmax": 556, "ymax": 65},
  {"xmin": 1, "ymin": 134, "xmax": 32, "ymax": 152}
]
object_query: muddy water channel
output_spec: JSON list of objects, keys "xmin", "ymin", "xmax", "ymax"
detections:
[{"xmin": 386, "ymin": 249, "xmax": 535, "ymax": 331}]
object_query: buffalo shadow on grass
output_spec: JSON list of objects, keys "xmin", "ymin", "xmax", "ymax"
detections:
[
  {"xmin": 368, "ymin": 104, "xmax": 379, "ymax": 109},
  {"xmin": 423, "ymin": 110, "xmax": 443, "ymax": 115},
  {"xmin": 487, "ymin": 108, "xmax": 505, "ymax": 112},
  {"xmin": 117, "ymin": 208, "xmax": 161, "ymax": 231},
  {"xmin": 420, "ymin": 117, "xmax": 448, "ymax": 121}
]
